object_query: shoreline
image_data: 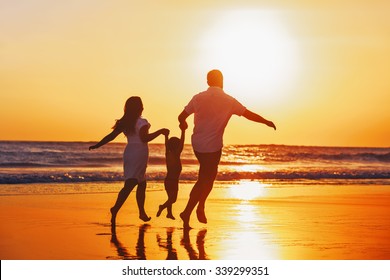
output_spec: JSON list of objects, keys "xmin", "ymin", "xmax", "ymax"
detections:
[{"xmin": 1, "ymin": 181, "xmax": 390, "ymax": 260}]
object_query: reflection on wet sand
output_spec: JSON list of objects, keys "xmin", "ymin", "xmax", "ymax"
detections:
[
  {"xmin": 110, "ymin": 224, "xmax": 208, "ymax": 260},
  {"xmin": 157, "ymin": 227, "xmax": 178, "ymax": 260},
  {"xmin": 110, "ymin": 224, "xmax": 149, "ymax": 260},
  {"xmin": 181, "ymin": 228, "xmax": 208, "ymax": 260}
]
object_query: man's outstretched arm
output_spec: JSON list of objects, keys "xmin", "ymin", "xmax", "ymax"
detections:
[{"xmin": 242, "ymin": 109, "xmax": 276, "ymax": 130}]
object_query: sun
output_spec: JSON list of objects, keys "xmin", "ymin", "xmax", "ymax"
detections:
[{"xmin": 197, "ymin": 9, "xmax": 300, "ymax": 104}]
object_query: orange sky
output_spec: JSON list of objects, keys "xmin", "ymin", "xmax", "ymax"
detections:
[{"xmin": 1, "ymin": 0, "xmax": 389, "ymax": 147}]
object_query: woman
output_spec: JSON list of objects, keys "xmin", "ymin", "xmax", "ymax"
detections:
[{"xmin": 89, "ymin": 96, "xmax": 169, "ymax": 224}]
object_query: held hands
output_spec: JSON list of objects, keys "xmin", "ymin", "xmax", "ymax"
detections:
[
  {"xmin": 179, "ymin": 121, "xmax": 188, "ymax": 131},
  {"xmin": 161, "ymin": 128, "xmax": 170, "ymax": 137}
]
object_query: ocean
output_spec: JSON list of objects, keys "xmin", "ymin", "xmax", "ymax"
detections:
[{"xmin": 1, "ymin": 141, "xmax": 390, "ymax": 191}]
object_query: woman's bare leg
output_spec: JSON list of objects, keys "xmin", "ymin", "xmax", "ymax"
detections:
[
  {"xmin": 136, "ymin": 180, "xmax": 151, "ymax": 222},
  {"xmin": 111, "ymin": 178, "xmax": 137, "ymax": 225}
]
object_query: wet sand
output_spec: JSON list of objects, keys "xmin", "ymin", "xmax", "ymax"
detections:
[{"xmin": 1, "ymin": 182, "xmax": 390, "ymax": 260}]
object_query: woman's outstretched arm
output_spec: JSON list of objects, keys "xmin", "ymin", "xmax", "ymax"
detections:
[{"xmin": 89, "ymin": 127, "xmax": 123, "ymax": 150}]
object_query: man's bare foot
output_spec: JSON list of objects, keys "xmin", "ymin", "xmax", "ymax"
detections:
[
  {"xmin": 156, "ymin": 205, "xmax": 164, "ymax": 217},
  {"xmin": 196, "ymin": 208, "xmax": 207, "ymax": 224},
  {"xmin": 180, "ymin": 212, "xmax": 191, "ymax": 229},
  {"xmin": 167, "ymin": 213, "xmax": 175, "ymax": 220},
  {"xmin": 139, "ymin": 214, "xmax": 151, "ymax": 222},
  {"xmin": 110, "ymin": 207, "xmax": 117, "ymax": 225}
]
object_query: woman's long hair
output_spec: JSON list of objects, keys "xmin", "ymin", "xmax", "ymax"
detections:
[{"xmin": 113, "ymin": 96, "xmax": 143, "ymax": 135}]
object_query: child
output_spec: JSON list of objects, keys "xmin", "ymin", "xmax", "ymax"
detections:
[
  {"xmin": 157, "ymin": 125, "xmax": 186, "ymax": 220},
  {"xmin": 89, "ymin": 96, "xmax": 169, "ymax": 225}
]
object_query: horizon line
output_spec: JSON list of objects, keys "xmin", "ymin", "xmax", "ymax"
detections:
[{"xmin": 0, "ymin": 139, "xmax": 389, "ymax": 149}]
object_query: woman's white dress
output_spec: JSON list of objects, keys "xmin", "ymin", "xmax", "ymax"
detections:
[{"xmin": 123, "ymin": 117, "xmax": 150, "ymax": 183}]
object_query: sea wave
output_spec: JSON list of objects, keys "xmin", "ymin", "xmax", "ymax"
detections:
[
  {"xmin": 3, "ymin": 151, "xmax": 389, "ymax": 169},
  {"xmin": 0, "ymin": 156, "xmax": 199, "ymax": 168},
  {"xmin": 2, "ymin": 142, "xmax": 390, "ymax": 186},
  {"xmin": 280, "ymin": 152, "xmax": 390, "ymax": 163},
  {"xmin": 1, "ymin": 169, "xmax": 390, "ymax": 184}
]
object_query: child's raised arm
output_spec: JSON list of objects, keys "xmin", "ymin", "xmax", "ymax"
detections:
[
  {"xmin": 178, "ymin": 125, "xmax": 186, "ymax": 152},
  {"xmin": 164, "ymin": 131, "xmax": 169, "ymax": 149}
]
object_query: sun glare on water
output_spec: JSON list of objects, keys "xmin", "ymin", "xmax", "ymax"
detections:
[
  {"xmin": 222, "ymin": 182, "xmax": 278, "ymax": 259},
  {"xmin": 197, "ymin": 9, "xmax": 300, "ymax": 104},
  {"xmin": 229, "ymin": 181, "xmax": 269, "ymax": 201}
]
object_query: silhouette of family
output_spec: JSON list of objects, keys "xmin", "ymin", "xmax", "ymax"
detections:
[{"xmin": 89, "ymin": 69, "xmax": 276, "ymax": 229}]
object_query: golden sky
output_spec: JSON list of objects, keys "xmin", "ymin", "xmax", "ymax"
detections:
[{"xmin": 1, "ymin": 0, "xmax": 389, "ymax": 147}]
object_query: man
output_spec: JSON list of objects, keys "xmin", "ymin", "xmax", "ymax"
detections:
[{"xmin": 178, "ymin": 69, "xmax": 276, "ymax": 229}]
